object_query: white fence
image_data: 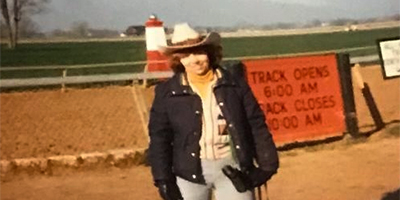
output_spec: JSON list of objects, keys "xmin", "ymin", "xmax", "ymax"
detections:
[{"xmin": 0, "ymin": 48, "xmax": 380, "ymax": 88}]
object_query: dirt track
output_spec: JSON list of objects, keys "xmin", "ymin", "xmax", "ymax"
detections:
[
  {"xmin": 1, "ymin": 65, "xmax": 399, "ymax": 159},
  {"xmin": 1, "ymin": 126, "xmax": 399, "ymax": 200},
  {"xmin": 0, "ymin": 64, "xmax": 399, "ymax": 199},
  {"xmin": 0, "ymin": 86, "xmax": 150, "ymax": 159}
]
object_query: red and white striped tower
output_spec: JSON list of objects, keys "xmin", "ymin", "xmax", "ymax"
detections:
[{"xmin": 145, "ymin": 14, "xmax": 168, "ymax": 72}]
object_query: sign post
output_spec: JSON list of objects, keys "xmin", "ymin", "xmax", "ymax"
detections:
[{"xmin": 336, "ymin": 53, "xmax": 359, "ymax": 137}]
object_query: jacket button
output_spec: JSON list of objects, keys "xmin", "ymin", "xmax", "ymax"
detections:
[
  {"xmin": 219, "ymin": 102, "xmax": 224, "ymax": 106},
  {"xmin": 194, "ymin": 132, "xmax": 198, "ymax": 136},
  {"xmin": 229, "ymin": 124, "xmax": 234, "ymax": 128},
  {"xmin": 183, "ymin": 90, "xmax": 187, "ymax": 93},
  {"xmin": 195, "ymin": 110, "xmax": 200, "ymax": 115},
  {"xmin": 172, "ymin": 91, "xmax": 176, "ymax": 95},
  {"xmin": 235, "ymin": 145, "xmax": 240, "ymax": 149},
  {"xmin": 192, "ymin": 174, "xmax": 197, "ymax": 179},
  {"xmin": 191, "ymin": 153, "xmax": 196, "ymax": 157}
]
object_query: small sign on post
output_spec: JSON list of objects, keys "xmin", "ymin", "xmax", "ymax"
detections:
[{"xmin": 377, "ymin": 37, "xmax": 400, "ymax": 79}]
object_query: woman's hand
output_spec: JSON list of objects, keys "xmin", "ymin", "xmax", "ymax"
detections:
[
  {"xmin": 155, "ymin": 180, "xmax": 183, "ymax": 200},
  {"xmin": 246, "ymin": 167, "xmax": 276, "ymax": 188}
]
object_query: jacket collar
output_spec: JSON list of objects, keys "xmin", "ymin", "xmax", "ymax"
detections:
[
  {"xmin": 180, "ymin": 67, "xmax": 236, "ymax": 86},
  {"xmin": 169, "ymin": 67, "xmax": 237, "ymax": 96},
  {"xmin": 214, "ymin": 67, "xmax": 237, "ymax": 87}
]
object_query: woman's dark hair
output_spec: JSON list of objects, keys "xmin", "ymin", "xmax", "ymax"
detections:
[{"xmin": 168, "ymin": 45, "xmax": 222, "ymax": 74}]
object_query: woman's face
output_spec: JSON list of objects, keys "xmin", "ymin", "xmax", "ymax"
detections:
[{"xmin": 179, "ymin": 49, "xmax": 210, "ymax": 75}]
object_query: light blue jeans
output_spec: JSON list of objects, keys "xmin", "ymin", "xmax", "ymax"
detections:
[{"xmin": 176, "ymin": 157, "xmax": 254, "ymax": 200}]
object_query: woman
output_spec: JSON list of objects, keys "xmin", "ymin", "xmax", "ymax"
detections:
[{"xmin": 148, "ymin": 23, "xmax": 279, "ymax": 200}]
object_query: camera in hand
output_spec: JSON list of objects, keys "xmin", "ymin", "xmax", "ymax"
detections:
[{"xmin": 222, "ymin": 165, "xmax": 249, "ymax": 193}]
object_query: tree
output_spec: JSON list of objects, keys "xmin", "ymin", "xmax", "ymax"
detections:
[
  {"xmin": 310, "ymin": 19, "xmax": 322, "ymax": 27},
  {"xmin": 330, "ymin": 18, "xmax": 351, "ymax": 26},
  {"xmin": 0, "ymin": 0, "xmax": 49, "ymax": 48},
  {"xmin": 70, "ymin": 21, "xmax": 90, "ymax": 38},
  {"xmin": 1, "ymin": 0, "xmax": 14, "ymax": 48},
  {"xmin": 125, "ymin": 25, "xmax": 145, "ymax": 36},
  {"xmin": 19, "ymin": 17, "xmax": 43, "ymax": 38},
  {"xmin": 51, "ymin": 28, "xmax": 69, "ymax": 38}
]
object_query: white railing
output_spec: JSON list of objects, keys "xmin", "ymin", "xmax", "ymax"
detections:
[
  {"xmin": 0, "ymin": 48, "xmax": 380, "ymax": 88},
  {"xmin": 0, "ymin": 71, "xmax": 174, "ymax": 88}
]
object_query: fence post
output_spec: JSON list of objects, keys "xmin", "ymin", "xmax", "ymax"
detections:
[
  {"xmin": 352, "ymin": 64, "xmax": 385, "ymax": 130},
  {"xmin": 61, "ymin": 68, "xmax": 67, "ymax": 92},
  {"xmin": 142, "ymin": 64, "xmax": 149, "ymax": 88},
  {"xmin": 131, "ymin": 86, "xmax": 150, "ymax": 143},
  {"xmin": 336, "ymin": 53, "xmax": 359, "ymax": 137}
]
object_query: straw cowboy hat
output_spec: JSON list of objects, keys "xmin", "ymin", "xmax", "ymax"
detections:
[{"xmin": 159, "ymin": 23, "xmax": 221, "ymax": 55}]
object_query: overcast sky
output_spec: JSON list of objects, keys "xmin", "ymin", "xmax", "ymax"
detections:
[{"xmin": 32, "ymin": 0, "xmax": 400, "ymax": 32}]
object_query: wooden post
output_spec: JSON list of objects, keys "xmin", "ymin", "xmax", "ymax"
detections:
[
  {"xmin": 336, "ymin": 53, "xmax": 359, "ymax": 137},
  {"xmin": 255, "ymin": 184, "xmax": 269, "ymax": 200},
  {"xmin": 131, "ymin": 86, "xmax": 150, "ymax": 142},
  {"xmin": 61, "ymin": 68, "xmax": 67, "ymax": 92},
  {"xmin": 352, "ymin": 64, "xmax": 385, "ymax": 130},
  {"xmin": 132, "ymin": 70, "xmax": 140, "ymax": 86},
  {"xmin": 263, "ymin": 184, "xmax": 269, "ymax": 200},
  {"xmin": 352, "ymin": 64, "xmax": 365, "ymax": 89},
  {"xmin": 142, "ymin": 64, "xmax": 149, "ymax": 88}
]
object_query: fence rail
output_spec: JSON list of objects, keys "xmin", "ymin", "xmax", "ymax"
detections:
[
  {"xmin": 0, "ymin": 46, "xmax": 376, "ymax": 72},
  {"xmin": 0, "ymin": 61, "xmax": 152, "ymax": 71},
  {"xmin": 0, "ymin": 71, "xmax": 174, "ymax": 88},
  {"xmin": 0, "ymin": 54, "xmax": 380, "ymax": 88}
]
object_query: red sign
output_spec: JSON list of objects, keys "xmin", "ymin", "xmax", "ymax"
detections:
[{"xmin": 243, "ymin": 54, "xmax": 345, "ymax": 144}]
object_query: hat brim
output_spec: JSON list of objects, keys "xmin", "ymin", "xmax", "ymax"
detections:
[{"xmin": 158, "ymin": 32, "xmax": 221, "ymax": 55}]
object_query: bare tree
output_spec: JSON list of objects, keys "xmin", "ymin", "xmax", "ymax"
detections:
[
  {"xmin": 1, "ymin": 0, "xmax": 14, "ymax": 48},
  {"xmin": 1, "ymin": 0, "xmax": 49, "ymax": 48},
  {"xmin": 19, "ymin": 18, "xmax": 42, "ymax": 38},
  {"xmin": 71, "ymin": 21, "xmax": 90, "ymax": 38},
  {"xmin": 12, "ymin": 0, "xmax": 21, "ymax": 47}
]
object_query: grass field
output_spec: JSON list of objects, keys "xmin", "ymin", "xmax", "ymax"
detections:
[
  {"xmin": 1, "ymin": 41, "xmax": 147, "ymax": 66},
  {"xmin": 1, "ymin": 27, "xmax": 399, "ymax": 79}
]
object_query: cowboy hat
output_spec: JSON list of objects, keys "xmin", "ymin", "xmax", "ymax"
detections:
[{"xmin": 159, "ymin": 23, "xmax": 221, "ymax": 55}]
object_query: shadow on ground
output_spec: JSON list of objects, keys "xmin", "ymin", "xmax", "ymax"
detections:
[
  {"xmin": 277, "ymin": 120, "xmax": 400, "ymax": 152},
  {"xmin": 381, "ymin": 188, "xmax": 400, "ymax": 200}
]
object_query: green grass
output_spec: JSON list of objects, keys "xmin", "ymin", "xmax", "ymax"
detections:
[
  {"xmin": 1, "ymin": 27, "xmax": 399, "ymax": 79},
  {"xmin": 1, "ymin": 41, "xmax": 147, "ymax": 79},
  {"xmin": 1, "ymin": 41, "xmax": 147, "ymax": 66},
  {"xmin": 0, "ymin": 65, "xmax": 146, "ymax": 79},
  {"xmin": 222, "ymin": 27, "xmax": 400, "ymax": 58}
]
